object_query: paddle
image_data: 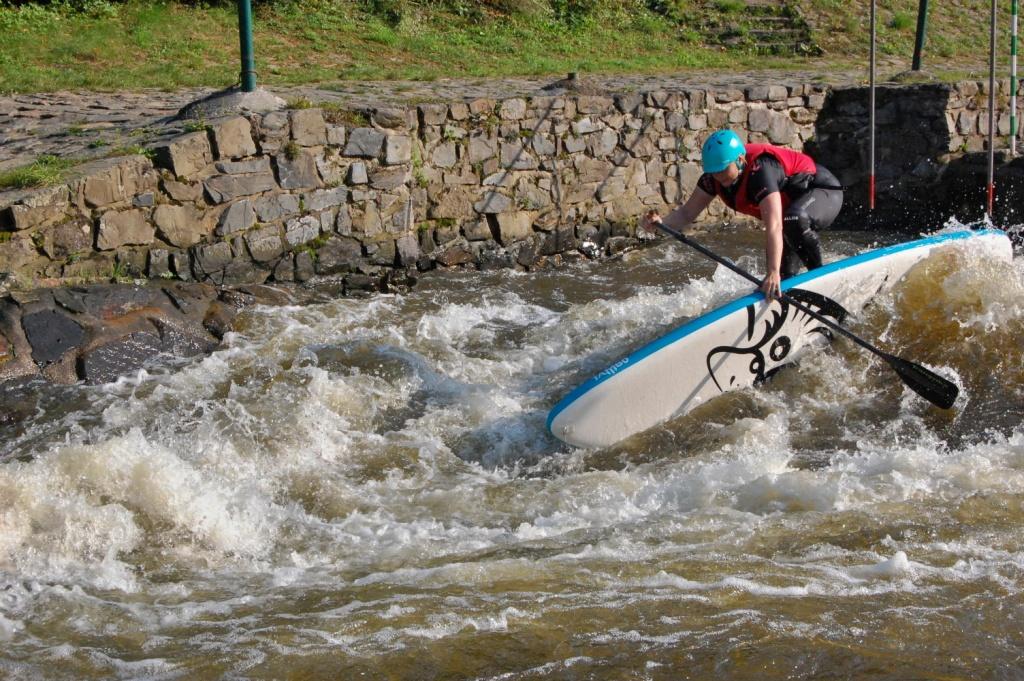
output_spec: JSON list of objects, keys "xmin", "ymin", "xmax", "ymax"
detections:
[{"xmin": 651, "ymin": 220, "xmax": 959, "ymax": 409}]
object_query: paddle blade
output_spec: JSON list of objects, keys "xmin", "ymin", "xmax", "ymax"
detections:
[{"xmin": 887, "ymin": 355, "xmax": 959, "ymax": 409}]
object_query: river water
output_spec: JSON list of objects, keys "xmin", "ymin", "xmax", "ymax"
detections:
[{"xmin": 1, "ymin": 225, "xmax": 1023, "ymax": 680}]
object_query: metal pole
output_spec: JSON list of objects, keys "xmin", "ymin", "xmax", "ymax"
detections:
[
  {"xmin": 1012, "ymin": 0, "xmax": 1019, "ymax": 157},
  {"xmin": 987, "ymin": 0, "xmax": 997, "ymax": 218},
  {"xmin": 869, "ymin": 0, "xmax": 876, "ymax": 211},
  {"xmin": 912, "ymin": 0, "xmax": 929, "ymax": 70},
  {"xmin": 238, "ymin": 0, "xmax": 257, "ymax": 92}
]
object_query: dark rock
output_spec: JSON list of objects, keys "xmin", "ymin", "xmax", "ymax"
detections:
[
  {"xmin": 202, "ymin": 301, "xmax": 236, "ymax": 338},
  {"xmin": 78, "ymin": 331, "xmax": 164, "ymax": 384},
  {"xmin": 148, "ymin": 249, "xmax": 172, "ymax": 279},
  {"xmin": 294, "ymin": 251, "xmax": 315, "ymax": 281},
  {"xmin": 22, "ymin": 309, "xmax": 85, "ymax": 365},
  {"xmin": 316, "ymin": 236, "xmax": 362, "ymax": 275},
  {"xmin": 193, "ymin": 242, "xmax": 233, "ymax": 277}
]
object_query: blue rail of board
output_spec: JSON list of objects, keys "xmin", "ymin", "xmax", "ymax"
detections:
[{"xmin": 546, "ymin": 229, "xmax": 1000, "ymax": 433}]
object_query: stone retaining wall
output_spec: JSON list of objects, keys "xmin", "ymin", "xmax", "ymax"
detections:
[
  {"xmin": 1, "ymin": 83, "xmax": 833, "ymax": 294},
  {"xmin": 3, "ymin": 79, "xmax": 1022, "ymax": 296}
]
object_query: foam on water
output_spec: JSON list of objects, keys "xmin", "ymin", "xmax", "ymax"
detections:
[{"xmin": 0, "ymin": 230, "xmax": 1022, "ymax": 676}]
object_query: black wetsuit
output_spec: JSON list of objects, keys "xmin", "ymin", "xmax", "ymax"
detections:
[{"xmin": 698, "ymin": 156, "xmax": 844, "ymax": 278}]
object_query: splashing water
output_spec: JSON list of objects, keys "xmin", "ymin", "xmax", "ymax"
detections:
[{"xmin": 1, "ymin": 227, "xmax": 1023, "ymax": 680}]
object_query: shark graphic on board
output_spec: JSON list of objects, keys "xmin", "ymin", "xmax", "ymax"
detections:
[{"xmin": 706, "ymin": 288, "xmax": 850, "ymax": 392}]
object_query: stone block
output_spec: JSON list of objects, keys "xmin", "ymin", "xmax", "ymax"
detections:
[
  {"xmin": 395, "ymin": 233, "xmax": 419, "ymax": 266},
  {"xmin": 39, "ymin": 218, "xmax": 91, "ymax": 260},
  {"xmin": 385, "ymin": 135, "xmax": 413, "ymax": 165},
  {"xmin": 193, "ymin": 241, "xmax": 233, "ymax": 274},
  {"xmin": 432, "ymin": 142, "xmax": 459, "ymax": 168},
  {"xmin": 419, "ymin": 103, "xmax": 449, "ymax": 126},
  {"xmin": 572, "ymin": 118, "xmax": 601, "ymax": 136},
  {"xmin": 162, "ymin": 179, "xmax": 203, "ymax": 203},
  {"xmin": 469, "ymin": 98, "xmax": 495, "ymax": 116},
  {"xmin": 532, "ymin": 135, "xmax": 556, "ymax": 156},
  {"xmin": 216, "ymin": 200, "xmax": 256, "ymax": 236},
  {"xmin": 714, "ymin": 89, "xmax": 743, "ymax": 103},
  {"xmin": 463, "ymin": 218, "xmax": 492, "ymax": 241},
  {"xmin": 372, "ymin": 107, "xmax": 410, "ymax": 129},
  {"xmin": 475, "ymin": 191, "xmax": 512, "ymax": 214},
  {"xmin": 577, "ymin": 96, "xmax": 615, "ymax": 114},
  {"xmin": 291, "ymin": 109, "xmax": 328, "ymax": 146},
  {"xmin": 215, "ymin": 157, "xmax": 271, "ymax": 175},
  {"xmin": 1, "ymin": 186, "xmax": 70, "ymax": 232},
  {"xmin": 767, "ymin": 85, "xmax": 789, "ymax": 101},
  {"xmin": 768, "ymin": 114, "xmax": 797, "ymax": 145},
  {"xmin": 273, "ymin": 253, "xmax": 295, "ymax": 281},
  {"xmin": 285, "ymin": 215, "xmax": 321, "ymax": 247},
  {"xmin": 468, "ymin": 134, "xmax": 498, "ymax": 163},
  {"xmin": 245, "ymin": 225, "xmax": 286, "ymax": 263},
  {"xmin": 276, "ymin": 151, "xmax": 320, "ymax": 190},
  {"xmin": 449, "ymin": 102, "xmax": 470, "ymax": 120},
  {"xmin": 499, "ymin": 98, "xmax": 527, "ymax": 120},
  {"xmin": 587, "ymin": 129, "xmax": 619, "ymax": 157},
  {"xmin": 97, "ymin": 209, "xmax": 154, "ymax": 250},
  {"xmin": 153, "ymin": 132, "xmax": 212, "ymax": 178},
  {"xmin": 807, "ymin": 93, "xmax": 827, "ymax": 110},
  {"xmin": 369, "ymin": 167, "xmax": 410, "ymax": 191},
  {"xmin": 254, "ymin": 193, "xmax": 301, "ymax": 222},
  {"xmin": 348, "ymin": 162, "xmax": 368, "ymax": 185},
  {"xmin": 204, "ymin": 172, "xmax": 278, "ymax": 203},
  {"xmin": 563, "ymin": 136, "xmax": 586, "ymax": 153},
  {"xmin": 746, "ymin": 85, "xmax": 770, "ymax": 101},
  {"xmin": 431, "ymin": 187, "xmax": 479, "ymax": 219},
  {"xmin": 495, "ymin": 211, "xmax": 534, "ymax": 244},
  {"xmin": 154, "ymin": 204, "xmax": 205, "ymax": 248},
  {"xmin": 315, "ymin": 235, "xmax": 362, "ymax": 274},
  {"xmin": 289, "ymin": 252, "xmax": 311, "ymax": 281},
  {"xmin": 344, "ymin": 128, "xmax": 386, "ymax": 158},
  {"xmin": 147, "ymin": 249, "xmax": 171, "ymax": 278},
  {"xmin": 748, "ymin": 107, "xmax": 772, "ymax": 132},
  {"xmin": 327, "ymin": 125, "xmax": 346, "ymax": 146},
  {"xmin": 500, "ymin": 143, "xmax": 538, "ymax": 170},
  {"xmin": 208, "ymin": 116, "xmax": 258, "ymax": 159},
  {"xmin": 302, "ymin": 187, "xmax": 348, "ymax": 212}
]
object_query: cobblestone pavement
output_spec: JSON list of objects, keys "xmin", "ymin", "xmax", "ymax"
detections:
[{"xmin": 0, "ymin": 70, "xmax": 880, "ymax": 172}]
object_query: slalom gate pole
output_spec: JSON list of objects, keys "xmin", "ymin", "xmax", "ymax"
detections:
[
  {"xmin": 869, "ymin": 0, "xmax": 877, "ymax": 211},
  {"xmin": 987, "ymin": 0, "xmax": 997, "ymax": 218},
  {"xmin": 1013, "ymin": 0, "xmax": 1019, "ymax": 157}
]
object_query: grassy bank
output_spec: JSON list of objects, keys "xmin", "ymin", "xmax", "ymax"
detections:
[{"xmin": 0, "ymin": 0, "xmax": 1016, "ymax": 93}]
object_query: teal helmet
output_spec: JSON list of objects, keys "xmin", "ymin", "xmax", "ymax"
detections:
[{"xmin": 701, "ymin": 130, "xmax": 745, "ymax": 173}]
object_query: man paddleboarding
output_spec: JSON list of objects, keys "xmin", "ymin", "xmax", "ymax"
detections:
[{"xmin": 642, "ymin": 129, "xmax": 844, "ymax": 299}]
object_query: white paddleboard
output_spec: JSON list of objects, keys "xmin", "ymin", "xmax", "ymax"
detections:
[{"xmin": 548, "ymin": 229, "xmax": 1013, "ymax": 449}]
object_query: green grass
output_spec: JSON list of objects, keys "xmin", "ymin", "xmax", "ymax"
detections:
[
  {"xmin": 0, "ymin": 0, "xmax": 1015, "ymax": 94},
  {"xmin": 0, "ymin": 155, "xmax": 77, "ymax": 189}
]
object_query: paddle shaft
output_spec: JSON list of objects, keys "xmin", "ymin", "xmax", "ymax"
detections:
[{"xmin": 654, "ymin": 222, "xmax": 913, "ymax": 365}]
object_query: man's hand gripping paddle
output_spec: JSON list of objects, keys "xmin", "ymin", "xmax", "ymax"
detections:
[{"xmin": 652, "ymin": 221, "xmax": 959, "ymax": 409}]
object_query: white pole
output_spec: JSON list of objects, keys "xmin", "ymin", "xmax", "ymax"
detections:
[
  {"xmin": 869, "ymin": 0, "xmax": 876, "ymax": 211},
  {"xmin": 987, "ymin": 0, "xmax": 997, "ymax": 218},
  {"xmin": 1012, "ymin": 0, "xmax": 1019, "ymax": 157}
]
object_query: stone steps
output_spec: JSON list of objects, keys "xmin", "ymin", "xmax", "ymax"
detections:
[{"xmin": 700, "ymin": 0, "xmax": 822, "ymax": 56}]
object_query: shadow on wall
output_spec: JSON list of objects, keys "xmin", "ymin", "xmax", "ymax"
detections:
[
  {"xmin": 811, "ymin": 83, "xmax": 954, "ymax": 230},
  {"xmin": 811, "ymin": 82, "xmax": 1024, "ymax": 230}
]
